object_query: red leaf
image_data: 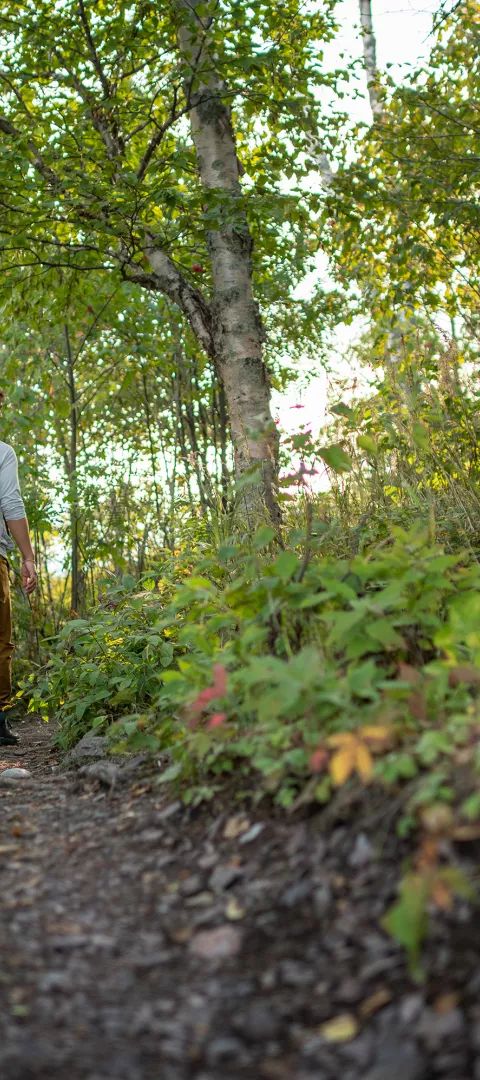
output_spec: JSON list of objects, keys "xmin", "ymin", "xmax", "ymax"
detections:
[
  {"xmin": 309, "ymin": 748, "xmax": 328, "ymax": 773},
  {"xmin": 207, "ymin": 712, "xmax": 227, "ymax": 730},
  {"xmin": 212, "ymin": 664, "xmax": 228, "ymax": 697},
  {"xmin": 188, "ymin": 664, "xmax": 228, "ymax": 722}
]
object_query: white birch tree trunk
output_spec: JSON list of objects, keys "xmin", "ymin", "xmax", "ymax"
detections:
[
  {"xmin": 359, "ymin": 0, "xmax": 383, "ymax": 119},
  {"xmin": 173, "ymin": 0, "xmax": 280, "ymax": 526},
  {"xmin": 358, "ymin": 0, "xmax": 414, "ymax": 363}
]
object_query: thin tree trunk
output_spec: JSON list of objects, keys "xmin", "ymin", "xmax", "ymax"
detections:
[
  {"xmin": 140, "ymin": 367, "xmax": 163, "ymax": 528},
  {"xmin": 64, "ymin": 324, "xmax": 82, "ymax": 613},
  {"xmin": 359, "ymin": 0, "xmax": 383, "ymax": 118},
  {"xmin": 173, "ymin": 0, "xmax": 280, "ymax": 527},
  {"xmin": 216, "ymin": 379, "xmax": 230, "ymax": 510},
  {"xmin": 358, "ymin": 0, "xmax": 415, "ymax": 367}
]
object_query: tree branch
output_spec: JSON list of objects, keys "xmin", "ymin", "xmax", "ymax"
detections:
[
  {"xmin": 0, "ymin": 114, "xmax": 60, "ymax": 186},
  {"xmin": 137, "ymin": 84, "xmax": 180, "ymax": 182},
  {"xmin": 52, "ymin": 47, "xmax": 124, "ymax": 159},
  {"xmin": 121, "ymin": 242, "xmax": 214, "ymax": 359},
  {"xmin": 77, "ymin": 0, "xmax": 112, "ymax": 100}
]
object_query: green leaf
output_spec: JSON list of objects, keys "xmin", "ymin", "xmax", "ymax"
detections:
[
  {"xmin": 331, "ymin": 402, "xmax": 355, "ymax": 420},
  {"xmin": 319, "ymin": 444, "xmax": 352, "ymax": 473},
  {"xmin": 272, "ymin": 550, "xmax": 299, "ymax": 582},
  {"xmin": 253, "ymin": 525, "xmax": 276, "ymax": 549},
  {"xmin": 383, "ymin": 872, "xmax": 429, "ymax": 979},
  {"xmin": 357, "ymin": 434, "xmax": 378, "ymax": 456}
]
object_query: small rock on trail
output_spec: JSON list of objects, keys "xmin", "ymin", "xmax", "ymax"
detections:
[{"xmin": 0, "ymin": 766, "xmax": 32, "ymax": 783}]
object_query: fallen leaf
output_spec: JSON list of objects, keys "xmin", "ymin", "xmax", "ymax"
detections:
[
  {"xmin": 129, "ymin": 784, "xmax": 151, "ymax": 797},
  {"xmin": 329, "ymin": 745, "xmax": 355, "ymax": 786},
  {"xmin": 223, "ymin": 815, "xmax": 250, "ymax": 839},
  {"xmin": 433, "ymin": 992, "xmax": 459, "ymax": 1015},
  {"xmin": 327, "ymin": 733, "xmax": 353, "ymax": 749},
  {"xmin": 420, "ymin": 803, "xmax": 454, "ymax": 834},
  {"xmin": 168, "ymin": 926, "xmax": 192, "ymax": 944},
  {"xmin": 46, "ymin": 920, "xmax": 85, "ymax": 935},
  {"xmin": 359, "ymin": 987, "xmax": 392, "ymax": 1018},
  {"xmin": 225, "ymin": 897, "xmax": 245, "ymax": 920},
  {"xmin": 319, "ymin": 1013, "xmax": 359, "ymax": 1043},
  {"xmin": 452, "ymin": 824, "xmax": 480, "ymax": 842},
  {"xmin": 431, "ymin": 877, "xmax": 454, "ymax": 911},
  {"xmin": 360, "ymin": 725, "xmax": 392, "ymax": 743},
  {"xmin": 355, "ymin": 742, "xmax": 373, "ymax": 782}
]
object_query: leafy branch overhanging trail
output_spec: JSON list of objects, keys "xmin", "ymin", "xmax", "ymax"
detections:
[{"xmin": 0, "ymin": 0, "xmax": 334, "ymax": 525}]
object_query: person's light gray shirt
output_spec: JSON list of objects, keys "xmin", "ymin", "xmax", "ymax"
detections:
[{"xmin": 0, "ymin": 441, "xmax": 27, "ymax": 557}]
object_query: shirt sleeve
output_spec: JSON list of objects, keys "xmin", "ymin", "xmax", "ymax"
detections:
[{"xmin": 0, "ymin": 445, "xmax": 27, "ymax": 521}]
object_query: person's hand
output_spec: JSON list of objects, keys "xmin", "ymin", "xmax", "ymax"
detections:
[{"xmin": 21, "ymin": 560, "xmax": 38, "ymax": 594}]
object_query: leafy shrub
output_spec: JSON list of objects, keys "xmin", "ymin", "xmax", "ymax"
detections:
[{"xmin": 23, "ymin": 523, "xmax": 480, "ymax": 816}]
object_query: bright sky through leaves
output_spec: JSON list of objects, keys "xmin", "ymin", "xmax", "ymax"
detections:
[{"xmin": 275, "ymin": 0, "xmax": 441, "ymax": 440}]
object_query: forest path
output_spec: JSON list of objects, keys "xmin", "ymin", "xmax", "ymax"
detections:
[{"xmin": 0, "ymin": 716, "xmax": 478, "ymax": 1080}]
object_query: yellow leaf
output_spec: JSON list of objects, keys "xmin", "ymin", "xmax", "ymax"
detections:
[
  {"xmin": 226, "ymin": 897, "xmax": 245, "ymax": 920},
  {"xmin": 360, "ymin": 724, "xmax": 392, "ymax": 743},
  {"xmin": 359, "ymin": 988, "xmax": 392, "ymax": 1018},
  {"xmin": 223, "ymin": 815, "xmax": 250, "ymax": 839},
  {"xmin": 330, "ymin": 746, "xmax": 355, "ymax": 786},
  {"xmin": 327, "ymin": 732, "xmax": 354, "ymax": 748},
  {"xmin": 419, "ymin": 803, "xmax": 454, "ymax": 834},
  {"xmin": 355, "ymin": 742, "xmax": 373, "ymax": 782},
  {"xmin": 319, "ymin": 1013, "xmax": 359, "ymax": 1043}
]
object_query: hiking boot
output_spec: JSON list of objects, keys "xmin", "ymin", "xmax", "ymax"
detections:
[{"xmin": 0, "ymin": 712, "xmax": 19, "ymax": 745}]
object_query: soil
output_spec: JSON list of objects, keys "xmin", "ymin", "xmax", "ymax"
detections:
[{"xmin": 0, "ymin": 715, "xmax": 479, "ymax": 1080}]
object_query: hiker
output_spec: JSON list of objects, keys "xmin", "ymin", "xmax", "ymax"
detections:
[{"xmin": 0, "ymin": 437, "xmax": 37, "ymax": 746}]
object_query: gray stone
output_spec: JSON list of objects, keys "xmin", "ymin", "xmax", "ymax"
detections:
[
  {"xmin": 342, "ymin": 1030, "xmax": 373, "ymax": 1069},
  {"xmin": 335, "ymin": 976, "xmax": 362, "ymax": 1004},
  {"xmin": 156, "ymin": 800, "xmax": 182, "ymax": 820},
  {"xmin": 417, "ymin": 1007, "xmax": 465, "ymax": 1050},
  {"xmin": 349, "ymin": 833, "xmax": 374, "ymax": 867},
  {"xmin": 179, "ymin": 873, "xmax": 204, "ymax": 897},
  {"xmin": 189, "ymin": 925, "xmax": 243, "ymax": 961},
  {"xmin": 0, "ymin": 767, "xmax": 32, "ymax": 783},
  {"xmin": 279, "ymin": 959, "xmax": 315, "ymax": 988},
  {"xmin": 79, "ymin": 761, "xmax": 120, "ymax": 786},
  {"xmin": 239, "ymin": 823, "xmax": 265, "ymax": 845},
  {"xmin": 64, "ymin": 732, "xmax": 109, "ymax": 766},
  {"xmin": 399, "ymin": 994, "xmax": 425, "ymax": 1026},
  {"xmin": 363, "ymin": 1040, "xmax": 427, "ymax": 1080},
  {"xmin": 209, "ymin": 863, "xmax": 243, "ymax": 891},
  {"xmin": 313, "ymin": 882, "xmax": 332, "ymax": 917},
  {"xmin": 280, "ymin": 878, "xmax": 311, "ymax": 907},
  {"xmin": 38, "ymin": 971, "xmax": 72, "ymax": 992},
  {"xmin": 205, "ymin": 1036, "xmax": 247, "ymax": 1066},
  {"xmin": 234, "ymin": 1002, "xmax": 281, "ymax": 1040}
]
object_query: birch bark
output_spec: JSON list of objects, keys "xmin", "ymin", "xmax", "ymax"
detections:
[{"xmin": 173, "ymin": 0, "xmax": 280, "ymax": 526}]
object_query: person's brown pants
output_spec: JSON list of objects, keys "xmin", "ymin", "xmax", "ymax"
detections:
[{"xmin": 0, "ymin": 557, "xmax": 14, "ymax": 709}]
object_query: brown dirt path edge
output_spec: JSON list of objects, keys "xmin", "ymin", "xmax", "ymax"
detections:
[{"xmin": 0, "ymin": 716, "xmax": 479, "ymax": 1080}]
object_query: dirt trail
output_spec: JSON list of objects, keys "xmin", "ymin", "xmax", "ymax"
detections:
[{"xmin": 0, "ymin": 716, "xmax": 478, "ymax": 1080}]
